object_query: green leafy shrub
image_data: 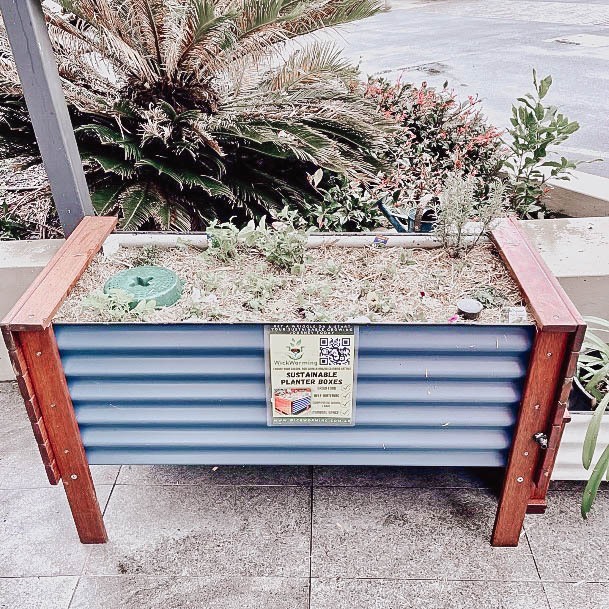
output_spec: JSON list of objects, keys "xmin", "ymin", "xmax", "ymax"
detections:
[
  {"xmin": 302, "ymin": 170, "xmax": 383, "ymax": 231},
  {"xmin": 504, "ymin": 71, "xmax": 582, "ymax": 218},
  {"xmin": 0, "ymin": 0, "xmax": 390, "ymax": 230},
  {"xmin": 364, "ymin": 77, "xmax": 505, "ymax": 217},
  {"xmin": 433, "ymin": 172, "xmax": 506, "ymax": 258}
]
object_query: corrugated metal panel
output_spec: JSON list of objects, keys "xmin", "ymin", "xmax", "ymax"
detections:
[
  {"xmin": 54, "ymin": 323, "xmax": 534, "ymax": 467},
  {"xmin": 553, "ymin": 412, "xmax": 609, "ymax": 480}
]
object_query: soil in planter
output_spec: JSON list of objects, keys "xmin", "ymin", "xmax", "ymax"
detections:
[{"xmin": 55, "ymin": 242, "xmax": 531, "ymax": 324}]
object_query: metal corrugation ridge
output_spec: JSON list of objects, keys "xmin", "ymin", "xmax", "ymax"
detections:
[{"xmin": 55, "ymin": 323, "xmax": 534, "ymax": 467}]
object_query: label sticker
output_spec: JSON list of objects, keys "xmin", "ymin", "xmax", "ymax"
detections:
[{"xmin": 265, "ymin": 323, "xmax": 357, "ymax": 426}]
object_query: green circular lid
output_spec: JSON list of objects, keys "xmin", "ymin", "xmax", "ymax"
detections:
[{"xmin": 104, "ymin": 265, "xmax": 183, "ymax": 308}]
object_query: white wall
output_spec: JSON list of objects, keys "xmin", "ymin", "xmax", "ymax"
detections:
[{"xmin": 0, "ymin": 239, "xmax": 63, "ymax": 380}]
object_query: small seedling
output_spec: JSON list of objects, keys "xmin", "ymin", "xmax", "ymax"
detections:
[
  {"xmin": 81, "ymin": 288, "xmax": 156, "ymax": 321},
  {"xmin": 322, "ymin": 259, "xmax": 343, "ymax": 277},
  {"xmin": 131, "ymin": 245, "xmax": 160, "ymax": 267},
  {"xmin": 366, "ymin": 290, "xmax": 393, "ymax": 314}
]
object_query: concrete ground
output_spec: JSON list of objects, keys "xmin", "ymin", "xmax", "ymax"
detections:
[
  {"xmin": 2, "ymin": 382, "xmax": 609, "ymax": 608},
  {"xmin": 324, "ymin": 0, "xmax": 609, "ymax": 177}
]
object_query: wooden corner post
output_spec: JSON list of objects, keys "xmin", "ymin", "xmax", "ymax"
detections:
[
  {"xmin": 2, "ymin": 216, "xmax": 117, "ymax": 543},
  {"xmin": 490, "ymin": 218, "xmax": 585, "ymax": 547},
  {"xmin": 18, "ymin": 327, "xmax": 107, "ymax": 543}
]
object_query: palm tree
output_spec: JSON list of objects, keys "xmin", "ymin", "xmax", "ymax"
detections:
[{"xmin": 0, "ymin": 0, "xmax": 390, "ymax": 230}]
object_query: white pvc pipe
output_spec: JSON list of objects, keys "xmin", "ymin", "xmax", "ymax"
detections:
[{"xmin": 103, "ymin": 231, "xmax": 487, "ymax": 254}]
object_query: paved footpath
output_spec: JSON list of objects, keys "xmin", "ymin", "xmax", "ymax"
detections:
[
  {"xmin": 325, "ymin": 0, "xmax": 609, "ymax": 177},
  {"xmin": 1, "ymin": 382, "xmax": 609, "ymax": 608}
]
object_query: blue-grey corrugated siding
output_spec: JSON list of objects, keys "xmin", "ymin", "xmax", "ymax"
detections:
[{"xmin": 54, "ymin": 323, "xmax": 534, "ymax": 467}]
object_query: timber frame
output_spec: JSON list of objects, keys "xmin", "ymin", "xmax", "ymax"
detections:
[{"xmin": 1, "ymin": 216, "xmax": 584, "ymax": 546}]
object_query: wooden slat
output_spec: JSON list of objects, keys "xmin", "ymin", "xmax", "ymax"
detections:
[
  {"xmin": 2, "ymin": 326, "xmax": 60, "ymax": 485},
  {"xmin": 2, "ymin": 216, "xmax": 116, "ymax": 331},
  {"xmin": 18, "ymin": 327, "xmax": 107, "ymax": 543},
  {"xmin": 492, "ymin": 330, "xmax": 570, "ymax": 546},
  {"xmin": 491, "ymin": 217, "xmax": 585, "ymax": 337}
]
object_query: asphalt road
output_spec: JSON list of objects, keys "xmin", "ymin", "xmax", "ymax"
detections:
[{"xmin": 324, "ymin": 0, "xmax": 609, "ymax": 177}]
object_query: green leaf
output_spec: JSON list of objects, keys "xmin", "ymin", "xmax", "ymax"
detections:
[
  {"xmin": 583, "ymin": 393, "xmax": 609, "ymax": 470},
  {"xmin": 582, "ymin": 443, "xmax": 609, "ymax": 518},
  {"xmin": 89, "ymin": 153, "xmax": 137, "ymax": 178},
  {"xmin": 91, "ymin": 183, "xmax": 125, "ymax": 215},
  {"xmin": 538, "ymin": 75, "xmax": 552, "ymax": 99},
  {"xmin": 118, "ymin": 182, "xmax": 159, "ymax": 230}
]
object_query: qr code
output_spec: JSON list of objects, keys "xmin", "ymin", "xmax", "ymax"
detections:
[{"xmin": 319, "ymin": 337, "xmax": 351, "ymax": 366}]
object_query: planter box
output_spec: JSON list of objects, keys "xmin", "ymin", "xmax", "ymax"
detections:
[{"xmin": 1, "ymin": 216, "xmax": 585, "ymax": 547}]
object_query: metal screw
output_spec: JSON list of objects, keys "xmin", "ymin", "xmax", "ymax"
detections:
[
  {"xmin": 524, "ymin": 451, "xmax": 529, "ymax": 456},
  {"xmin": 35, "ymin": 351, "xmax": 42, "ymax": 357},
  {"xmin": 516, "ymin": 477, "xmax": 524, "ymax": 483},
  {"xmin": 64, "ymin": 449, "xmax": 69, "ymax": 454},
  {"xmin": 70, "ymin": 474, "xmax": 78, "ymax": 480},
  {"xmin": 50, "ymin": 403, "xmax": 56, "ymax": 408},
  {"xmin": 534, "ymin": 404, "xmax": 541, "ymax": 410},
  {"xmin": 547, "ymin": 352, "xmax": 553, "ymax": 357}
]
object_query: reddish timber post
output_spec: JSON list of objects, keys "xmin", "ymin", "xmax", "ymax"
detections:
[
  {"xmin": 491, "ymin": 218, "xmax": 585, "ymax": 546},
  {"xmin": 18, "ymin": 327, "xmax": 107, "ymax": 543},
  {"xmin": 2, "ymin": 216, "xmax": 117, "ymax": 543}
]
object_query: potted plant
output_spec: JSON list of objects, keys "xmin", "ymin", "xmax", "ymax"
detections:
[
  {"xmin": 576, "ymin": 317, "xmax": 609, "ymax": 517},
  {"xmin": 2, "ymin": 213, "xmax": 584, "ymax": 548}
]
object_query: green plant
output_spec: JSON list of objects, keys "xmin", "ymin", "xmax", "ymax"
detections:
[
  {"xmin": 240, "ymin": 272, "xmax": 284, "ymax": 311},
  {"xmin": 433, "ymin": 172, "xmax": 506, "ymax": 258},
  {"xmin": 0, "ymin": 199, "xmax": 28, "ymax": 240},
  {"xmin": 205, "ymin": 220, "xmax": 241, "ymax": 262},
  {"xmin": 580, "ymin": 317, "xmax": 609, "ymax": 518},
  {"xmin": 131, "ymin": 246, "xmax": 160, "ymax": 267},
  {"xmin": 364, "ymin": 77, "xmax": 505, "ymax": 220},
  {"xmin": 81, "ymin": 288, "xmax": 157, "ymax": 320},
  {"xmin": 259, "ymin": 210, "xmax": 314, "ymax": 273},
  {"xmin": 0, "ymin": 0, "xmax": 390, "ymax": 230},
  {"xmin": 304, "ymin": 170, "xmax": 383, "ymax": 231},
  {"xmin": 205, "ymin": 210, "xmax": 313, "ymax": 272},
  {"xmin": 504, "ymin": 71, "xmax": 582, "ymax": 218}
]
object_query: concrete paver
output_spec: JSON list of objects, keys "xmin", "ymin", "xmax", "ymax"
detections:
[
  {"xmin": 83, "ymin": 484, "xmax": 311, "ymax": 577},
  {"xmin": 524, "ymin": 489, "xmax": 609, "ymax": 582},
  {"xmin": 310, "ymin": 579, "xmax": 550, "ymax": 609},
  {"xmin": 0, "ymin": 577, "xmax": 77, "ymax": 609},
  {"xmin": 543, "ymin": 582, "xmax": 609, "ymax": 609},
  {"xmin": 69, "ymin": 576, "xmax": 309, "ymax": 609},
  {"xmin": 311, "ymin": 486, "xmax": 539, "ymax": 580},
  {"xmin": 117, "ymin": 464, "xmax": 311, "ymax": 486}
]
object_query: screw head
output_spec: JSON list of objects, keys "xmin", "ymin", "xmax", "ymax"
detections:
[
  {"xmin": 70, "ymin": 474, "xmax": 78, "ymax": 480},
  {"xmin": 524, "ymin": 451, "xmax": 529, "ymax": 456},
  {"xmin": 546, "ymin": 352, "xmax": 553, "ymax": 357},
  {"xmin": 516, "ymin": 476, "xmax": 524, "ymax": 483}
]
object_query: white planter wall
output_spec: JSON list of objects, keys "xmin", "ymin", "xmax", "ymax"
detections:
[{"xmin": 553, "ymin": 412, "xmax": 609, "ymax": 480}]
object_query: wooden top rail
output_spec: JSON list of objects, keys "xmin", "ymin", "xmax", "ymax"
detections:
[
  {"xmin": 2, "ymin": 216, "xmax": 117, "ymax": 331},
  {"xmin": 491, "ymin": 216, "xmax": 585, "ymax": 344}
]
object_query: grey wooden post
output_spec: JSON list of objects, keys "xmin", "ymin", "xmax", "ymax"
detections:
[{"xmin": 0, "ymin": 0, "xmax": 94, "ymax": 236}]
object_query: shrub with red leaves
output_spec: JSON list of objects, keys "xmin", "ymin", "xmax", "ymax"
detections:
[{"xmin": 365, "ymin": 77, "xmax": 506, "ymax": 210}]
